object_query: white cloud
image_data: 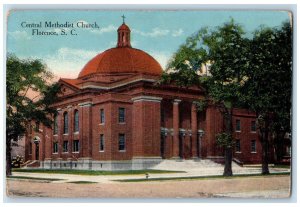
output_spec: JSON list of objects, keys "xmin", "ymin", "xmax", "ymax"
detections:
[
  {"xmin": 133, "ymin": 28, "xmax": 170, "ymax": 38},
  {"xmin": 146, "ymin": 50, "xmax": 172, "ymax": 70},
  {"xmin": 172, "ymin": 28, "xmax": 184, "ymax": 37},
  {"xmin": 8, "ymin": 31, "xmax": 31, "ymax": 40},
  {"xmin": 90, "ymin": 24, "xmax": 117, "ymax": 35},
  {"xmin": 43, "ymin": 47, "xmax": 100, "ymax": 79},
  {"xmin": 132, "ymin": 27, "xmax": 184, "ymax": 38}
]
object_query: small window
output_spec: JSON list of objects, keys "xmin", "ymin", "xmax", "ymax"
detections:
[
  {"xmin": 119, "ymin": 134, "xmax": 125, "ymax": 151},
  {"xmin": 251, "ymin": 140, "xmax": 256, "ymax": 153},
  {"xmin": 236, "ymin": 119, "xmax": 241, "ymax": 131},
  {"xmin": 53, "ymin": 142, "xmax": 58, "ymax": 153},
  {"xmin": 63, "ymin": 141, "xmax": 68, "ymax": 153},
  {"xmin": 251, "ymin": 121, "xmax": 256, "ymax": 132},
  {"xmin": 53, "ymin": 114, "xmax": 58, "ymax": 135},
  {"xmin": 100, "ymin": 134, "xmax": 104, "ymax": 151},
  {"xmin": 100, "ymin": 109, "xmax": 105, "ymax": 124},
  {"xmin": 35, "ymin": 121, "xmax": 40, "ymax": 132},
  {"xmin": 29, "ymin": 142, "xmax": 32, "ymax": 154},
  {"xmin": 119, "ymin": 108, "xmax": 125, "ymax": 123},
  {"xmin": 74, "ymin": 110, "xmax": 79, "ymax": 132},
  {"xmin": 73, "ymin": 140, "xmax": 79, "ymax": 152},
  {"xmin": 63, "ymin": 112, "xmax": 68, "ymax": 134},
  {"xmin": 235, "ymin": 139, "xmax": 241, "ymax": 152}
]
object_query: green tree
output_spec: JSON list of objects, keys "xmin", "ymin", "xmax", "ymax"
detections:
[
  {"xmin": 6, "ymin": 54, "xmax": 60, "ymax": 176},
  {"xmin": 243, "ymin": 22, "xmax": 292, "ymax": 173},
  {"xmin": 163, "ymin": 19, "xmax": 250, "ymax": 176}
]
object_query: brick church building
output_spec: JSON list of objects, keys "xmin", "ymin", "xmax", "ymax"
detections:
[{"xmin": 24, "ymin": 21, "xmax": 272, "ymax": 170}]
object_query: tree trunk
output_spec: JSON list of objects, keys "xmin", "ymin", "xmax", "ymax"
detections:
[
  {"xmin": 261, "ymin": 132, "xmax": 270, "ymax": 174},
  {"xmin": 223, "ymin": 107, "xmax": 233, "ymax": 176},
  {"xmin": 223, "ymin": 147, "xmax": 233, "ymax": 176},
  {"xmin": 274, "ymin": 130, "xmax": 285, "ymax": 163},
  {"xmin": 260, "ymin": 117, "xmax": 270, "ymax": 175},
  {"xmin": 6, "ymin": 137, "xmax": 12, "ymax": 176}
]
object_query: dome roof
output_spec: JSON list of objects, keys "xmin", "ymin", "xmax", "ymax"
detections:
[
  {"xmin": 78, "ymin": 21, "xmax": 163, "ymax": 78},
  {"xmin": 78, "ymin": 47, "xmax": 163, "ymax": 78},
  {"xmin": 118, "ymin": 23, "xmax": 130, "ymax": 31}
]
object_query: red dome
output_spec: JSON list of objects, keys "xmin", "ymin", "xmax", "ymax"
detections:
[
  {"xmin": 118, "ymin": 23, "xmax": 130, "ymax": 31},
  {"xmin": 78, "ymin": 47, "xmax": 163, "ymax": 78}
]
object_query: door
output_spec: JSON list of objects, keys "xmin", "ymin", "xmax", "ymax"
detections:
[{"xmin": 35, "ymin": 143, "xmax": 39, "ymax": 160}]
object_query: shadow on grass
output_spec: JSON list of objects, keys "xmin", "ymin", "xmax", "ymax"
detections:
[
  {"xmin": 7, "ymin": 176, "xmax": 64, "ymax": 181},
  {"xmin": 67, "ymin": 181, "xmax": 98, "ymax": 184},
  {"xmin": 114, "ymin": 172, "xmax": 291, "ymax": 182}
]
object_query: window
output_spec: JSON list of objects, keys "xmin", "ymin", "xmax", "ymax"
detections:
[
  {"xmin": 236, "ymin": 119, "xmax": 241, "ymax": 131},
  {"xmin": 63, "ymin": 141, "xmax": 68, "ymax": 153},
  {"xmin": 235, "ymin": 139, "xmax": 241, "ymax": 152},
  {"xmin": 118, "ymin": 134, "xmax": 125, "ymax": 151},
  {"xmin": 119, "ymin": 108, "xmax": 125, "ymax": 123},
  {"xmin": 74, "ymin": 110, "xmax": 79, "ymax": 132},
  {"xmin": 54, "ymin": 114, "xmax": 58, "ymax": 135},
  {"xmin": 251, "ymin": 121, "xmax": 256, "ymax": 132},
  {"xmin": 73, "ymin": 140, "xmax": 79, "ymax": 152},
  {"xmin": 251, "ymin": 140, "xmax": 256, "ymax": 153},
  {"xmin": 100, "ymin": 109, "xmax": 105, "ymax": 124},
  {"xmin": 35, "ymin": 121, "xmax": 40, "ymax": 132},
  {"xmin": 53, "ymin": 142, "xmax": 58, "ymax": 153},
  {"xmin": 29, "ymin": 142, "xmax": 32, "ymax": 154},
  {"xmin": 100, "ymin": 134, "xmax": 104, "ymax": 151},
  {"xmin": 161, "ymin": 108, "xmax": 165, "ymax": 124},
  {"xmin": 63, "ymin": 112, "xmax": 68, "ymax": 134}
]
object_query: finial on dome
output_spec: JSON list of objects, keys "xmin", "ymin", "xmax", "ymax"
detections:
[{"xmin": 117, "ymin": 17, "xmax": 131, "ymax": 48}]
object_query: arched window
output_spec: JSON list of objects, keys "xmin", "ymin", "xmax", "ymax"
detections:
[
  {"xmin": 53, "ymin": 114, "xmax": 58, "ymax": 135},
  {"xmin": 63, "ymin": 112, "xmax": 68, "ymax": 134},
  {"xmin": 74, "ymin": 110, "xmax": 79, "ymax": 132}
]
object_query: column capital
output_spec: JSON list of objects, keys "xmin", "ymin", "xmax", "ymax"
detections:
[
  {"xmin": 132, "ymin": 96, "xmax": 162, "ymax": 103},
  {"xmin": 78, "ymin": 102, "xmax": 93, "ymax": 107},
  {"xmin": 192, "ymin": 101, "xmax": 199, "ymax": 105},
  {"xmin": 173, "ymin": 99, "xmax": 182, "ymax": 104}
]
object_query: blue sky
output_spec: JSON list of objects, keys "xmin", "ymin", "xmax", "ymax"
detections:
[{"xmin": 7, "ymin": 10, "xmax": 290, "ymax": 79}]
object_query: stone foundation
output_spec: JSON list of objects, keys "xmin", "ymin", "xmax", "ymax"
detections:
[{"xmin": 37, "ymin": 157, "xmax": 163, "ymax": 171}]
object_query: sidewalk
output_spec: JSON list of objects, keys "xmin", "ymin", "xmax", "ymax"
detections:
[{"xmin": 10, "ymin": 160, "xmax": 291, "ymax": 183}]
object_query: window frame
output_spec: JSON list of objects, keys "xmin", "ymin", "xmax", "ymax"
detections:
[
  {"xmin": 53, "ymin": 114, "xmax": 58, "ymax": 135},
  {"xmin": 251, "ymin": 120, "xmax": 256, "ymax": 132},
  {"xmin": 118, "ymin": 134, "xmax": 126, "ymax": 151},
  {"xmin": 53, "ymin": 142, "xmax": 58, "ymax": 154},
  {"xmin": 73, "ymin": 140, "xmax": 80, "ymax": 153},
  {"xmin": 235, "ymin": 139, "xmax": 241, "ymax": 153},
  {"xmin": 100, "ymin": 109, "xmax": 105, "ymax": 124},
  {"xmin": 99, "ymin": 134, "xmax": 104, "ymax": 152},
  {"xmin": 251, "ymin": 140, "xmax": 257, "ymax": 153},
  {"xmin": 118, "ymin": 107, "xmax": 125, "ymax": 123},
  {"xmin": 74, "ymin": 110, "xmax": 79, "ymax": 133},
  {"xmin": 235, "ymin": 119, "xmax": 241, "ymax": 132},
  {"xmin": 63, "ymin": 140, "xmax": 68, "ymax": 153},
  {"xmin": 63, "ymin": 112, "xmax": 69, "ymax": 134}
]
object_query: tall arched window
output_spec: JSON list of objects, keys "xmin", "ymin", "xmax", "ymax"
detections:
[
  {"xmin": 53, "ymin": 114, "xmax": 58, "ymax": 135},
  {"xmin": 63, "ymin": 112, "xmax": 68, "ymax": 134},
  {"xmin": 74, "ymin": 110, "xmax": 79, "ymax": 132}
]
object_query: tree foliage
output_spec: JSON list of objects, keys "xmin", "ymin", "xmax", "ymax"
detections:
[
  {"xmin": 162, "ymin": 18, "xmax": 292, "ymax": 175},
  {"xmin": 6, "ymin": 54, "xmax": 60, "ymax": 176}
]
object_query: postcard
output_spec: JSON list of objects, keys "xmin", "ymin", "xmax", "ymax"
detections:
[{"xmin": 6, "ymin": 9, "xmax": 292, "ymax": 199}]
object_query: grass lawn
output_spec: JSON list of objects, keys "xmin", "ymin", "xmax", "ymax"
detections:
[
  {"xmin": 12, "ymin": 168, "xmax": 185, "ymax": 176},
  {"xmin": 114, "ymin": 172, "xmax": 291, "ymax": 182},
  {"xmin": 7, "ymin": 176, "xmax": 64, "ymax": 181}
]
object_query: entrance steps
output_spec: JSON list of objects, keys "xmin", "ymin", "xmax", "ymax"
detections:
[
  {"xmin": 150, "ymin": 159, "xmax": 290, "ymax": 175},
  {"xmin": 21, "ymin": 160, "xmax": 40, "ymax": 168},
  {"xmin": 151, "ymin": 159, "xmax": 224, "ymax": 171}
]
